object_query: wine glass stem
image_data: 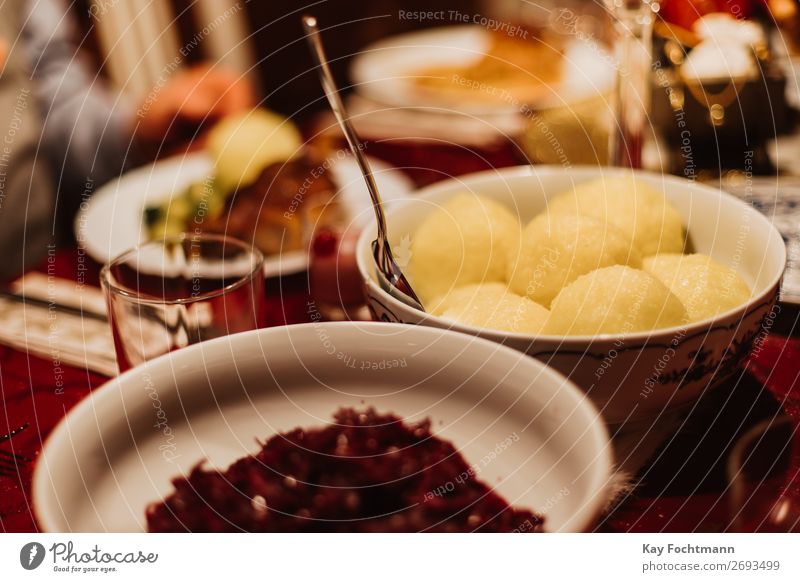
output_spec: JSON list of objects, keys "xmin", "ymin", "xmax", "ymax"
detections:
[{"xmin": 608, "ymin": 2, "xmax": 654, "ymax": 168}]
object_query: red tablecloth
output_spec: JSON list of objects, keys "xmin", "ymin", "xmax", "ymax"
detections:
[{"xmin": 1, "ymin": 247, "xmax": 798, "ymax": 533}]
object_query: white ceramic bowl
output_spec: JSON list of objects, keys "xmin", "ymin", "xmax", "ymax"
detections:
[
  {"xmin": 33, "ymin": 322, "xmax": 612, "ymax": 533},
  {"xmin": 357, "ymin": 166, "xmax": 786, "ymax": 425}
]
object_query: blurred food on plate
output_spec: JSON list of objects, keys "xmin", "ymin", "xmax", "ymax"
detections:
[
  {"xmin": 410, "ymin": 29, "xmax": 564, "ymax": 106},
  {"xmin": 144, "ymin": 109, "xmax": 342, "ymax": 257},
  {"xmin": 333, "ymin": 22, "xmax": 616, "ymax": 181}
]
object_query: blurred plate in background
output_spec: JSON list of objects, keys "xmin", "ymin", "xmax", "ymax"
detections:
[
  {"xmin": 76, "ymin": 153, "xmax": 413, "ymax": 277},
  {"xmin": 350, "ymin": 25, "xmax": 615, "ymax": 115}
]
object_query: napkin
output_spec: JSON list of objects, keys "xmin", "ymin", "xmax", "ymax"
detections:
[{"xmin": 0, "ymin": 273, "xmax": 118, "ymax": 376}]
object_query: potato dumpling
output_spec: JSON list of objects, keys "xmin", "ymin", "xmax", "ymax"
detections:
[
  {"xmin": 409, "ymin": 194, "xmax": 521, "ymax": 304},
  {"xmin": 643, "ymin": 253, "xmax": 751, "ymax": 322},
  {"xmin": 433, "ymin": 283, "xmax": 549, "ymax": 334},
  {"xmin": 547, "ymin": 175, "xmax": 685, "ymax": 257},
  {"xmin": 208, "ymin": 109, "xmax": 303, "ymax": 193},
  {"xmin": 546, "ymin": 265, "xmax": 689, "ymax": 335},
  {"xmin": 507, "ymin": 212, "xmax": 641, "ymax": 307}
]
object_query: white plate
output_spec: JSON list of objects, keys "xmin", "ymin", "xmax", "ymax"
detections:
[
  {"xmin": 76, "ymin": 153, "xmax": 414, "ymax": 277},
  {"xmin": 33, "ymin": 322, "xmax": 612, "ymax": 533},
  {"xmin": 350, "ymin": 25, "xmax": 615, "ymax": 114}
]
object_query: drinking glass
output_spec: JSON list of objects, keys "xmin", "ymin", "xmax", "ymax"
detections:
[
  {"xmin": 101, "ymin": 233, "xmax": 265, "ymax": 372},
  {"xmin": 604, "ymin": 0, "xmax": 657, "ymax": 168},
  {"xmin": 727, "ymin": 415, "xmax": 800, "ymax": 532}
]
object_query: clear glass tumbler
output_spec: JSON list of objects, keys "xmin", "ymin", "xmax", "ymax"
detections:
[
  {"xmin": 727, "ymin": 415, "xmax": 800, "ymax": 532},
  {"xmin": 101, "ymin": 233, "xmax": 265, "ymax": 372}
]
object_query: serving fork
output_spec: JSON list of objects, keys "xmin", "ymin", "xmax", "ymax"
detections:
[{"xmin": 302, "ymin": 15, "xmax": 425, "ymax": 312}]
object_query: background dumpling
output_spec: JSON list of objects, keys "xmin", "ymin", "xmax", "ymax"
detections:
[{"xmin": 207, "ymin": 109, "xmax": 302, "ymax": 194}]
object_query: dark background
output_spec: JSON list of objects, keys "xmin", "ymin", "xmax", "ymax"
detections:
[{"xmin": 71, "ymin": 0, "xmax": 483, "ymax": 116}]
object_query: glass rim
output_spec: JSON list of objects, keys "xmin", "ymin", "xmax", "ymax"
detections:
[
  {"xmin": 727, "ymin": 414, "xmax": 795, "ymax": 486},
  {"xmin": 100, "ymin": 232, "xmax": 265, "ymax": 306}
]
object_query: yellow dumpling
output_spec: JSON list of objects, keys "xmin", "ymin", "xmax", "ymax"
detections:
[
  {"xmin": 408, "ymin": 194, "xmax": 520, "ymax": 305},
  {"xmin": 547, "ymin": 175, "xmax": 685, "ymax": 257},
  {"xmin": 546, "ymin": 265, "xmax": 689, "ymax": 335},
  {"xmin": 207, "ymin": 109, "xmax": 303, "ymax": 194},
  {"xmin": 433, "ymin": 283, "xmax": 549, "ymax": 334},
  {"xmin": 507, "ymin": 212, "xmax": 641, "ymax": 307},
  {"xmin": 643, "ymin": 253, "xmax": 751, "ymax": 322}
]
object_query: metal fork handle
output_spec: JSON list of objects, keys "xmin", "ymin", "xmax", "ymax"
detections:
[
  {"xmin": 301, "ymin": 15, "xmax": 389, "ymax": 252},
  {"xmin": 303, "ymin": 15, "xmax": 424, "ymax": 311}
]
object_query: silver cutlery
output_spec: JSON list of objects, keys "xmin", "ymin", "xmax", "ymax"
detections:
[
  {"xmin": 0, "ymin": 289, "xmax": 108, "ymax": 323},
  {"xmin": 302, "ymin": 15, "xmax": 425, "ymax": 312},
  {"xmin": 0, "ymin": 423, "xmax": 31, "ymax": 478}
]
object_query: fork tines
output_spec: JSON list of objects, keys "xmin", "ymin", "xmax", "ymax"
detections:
[
  {"xmin": 0, "ymin": 457, "xmax": 20, "ymax": 478},
  {"xmin": 0, "ymin": 449, "xmax": 32, "ymax": 463},
  {"xmin": 0, "ymin": 423, "xmax": 31, "ymax": 477}
]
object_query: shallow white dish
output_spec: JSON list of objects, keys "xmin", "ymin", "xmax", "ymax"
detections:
[
  {"xmin": 350, "ymin": 25, "xmax": 615, "ymax": 114},
  {"xmin": 33, "ymin": 322, "xmax": 611, "ymax": 533},
  {"xmin": 357, "ymin": 166, "xmax": 786, "ymax": 424},
  {"xmin": 77, "ymin": 153, "xmax": 413, "ymax": 277}
]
